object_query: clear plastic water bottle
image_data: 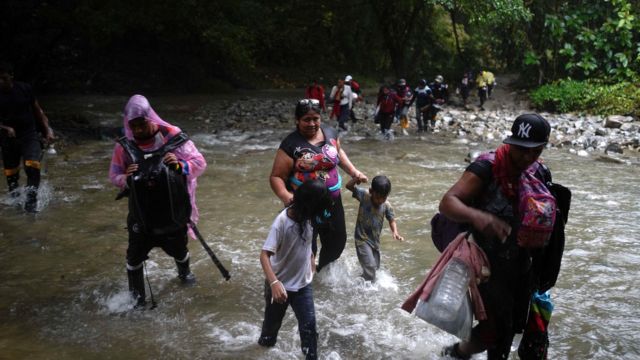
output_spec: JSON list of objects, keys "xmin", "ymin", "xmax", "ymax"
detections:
[
  {"xmin": 46, "ymin": 144, "xmax": 57, "ymax": 155},
  {"xmin": 426, "ymin": 258, "xmax": 470, "ymax": 321}
]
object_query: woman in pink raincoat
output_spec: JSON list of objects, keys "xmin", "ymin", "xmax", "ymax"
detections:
[{"xmin": 109, "ymin": 94, "xmax": 207, "ymax": 308}]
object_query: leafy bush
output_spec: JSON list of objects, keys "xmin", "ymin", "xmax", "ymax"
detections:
[
  {"xmin": 588, "ymin": 82, "xmax": 640, "ymax": 116},
  {"xmin": 530, "ymin": 79, "xmax": 640, "ymax": 116},
  {"xmin": 529, "ymin": 80, "xmax": 590, "ymax": 113}
]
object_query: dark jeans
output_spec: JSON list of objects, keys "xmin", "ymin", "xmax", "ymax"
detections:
[
  {"xmin": 259, "ymin": 282, "xmax": 317, "ymax": 360},
  {"xmin": 312, "ymin": 196, "xmax": 346, "ymax": 271},
  {"xmin": 378, "ymin": 113, "xmax": 394, "ymax": 133},
  {"xmin": 415, "ymin": 105, "xmax": 426, "ymax": 131},
  {"xmin": 460, "ymin": 86, "xmax": 470, "ymax": 101},
  {"xmin": 478, "ymin": 87, "xmax": 488, "ymax": 107},
  {"xmin": 338, "ymin": 104, "xmax": 350, "ymax": 128}
]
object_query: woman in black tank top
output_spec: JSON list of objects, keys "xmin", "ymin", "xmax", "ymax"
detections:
[{"xmin": 269, "ymin": 99, "xmax": 368, "ymax": 271}]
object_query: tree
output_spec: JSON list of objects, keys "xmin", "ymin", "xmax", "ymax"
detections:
[{"xmin": 524, "ymin": 0, "xmax": 640, "ymax": 83}]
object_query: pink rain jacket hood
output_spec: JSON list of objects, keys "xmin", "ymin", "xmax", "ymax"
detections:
[{"xmin": 109, "ymin": 95, "xmax": 207, "ymax": 239}]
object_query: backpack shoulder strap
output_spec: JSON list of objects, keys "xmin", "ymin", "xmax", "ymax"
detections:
[
  {"xmin": 115, "ymin": 132, "xmax": 189, "ymax": 162},
  {"xmin": 469, "ymin": 152, "xmax": 495, "ymax": 185},
  {"xmin": 116, "ymin": 136, "xmax": 144, "ymax": 163},
  {"xmin": 536, "ymin": 162, "xmax": 552, "ymax": 185},
  {"xmin": 161, "ymin": 132, "xmax": 189, "ymax": 154}
]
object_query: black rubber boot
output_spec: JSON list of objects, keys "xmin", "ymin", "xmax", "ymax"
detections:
[
  {"xmin": 24, "ymin": 186, "xmax": 38, "ymax": 213},
  {"xmin": 23, "ymin": 165, "xmax": 40, "ymax": 212},
  {"xmin": 127, "ymin": 268, "xmax": 146, "ymax": 308},
  {"xmin": 6, "ymin": 174, "xmax": 19, "ymax": 198},
  {"xmin": 176, "ymin": 258, "xmax": 196, "ymax": 285}
]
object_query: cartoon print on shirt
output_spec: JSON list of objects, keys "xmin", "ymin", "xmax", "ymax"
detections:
[{"xmin": 291, "ymin": 140, "xmax": 340, "ymax": 185}]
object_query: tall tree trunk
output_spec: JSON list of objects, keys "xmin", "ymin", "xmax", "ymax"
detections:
[
  {"xmin": 449, "ymin": 8, "xmax": 463, "ymax": 62},
  {"xmin": 369, "ymin": 0, "xmax": 425, "ymax": 77}
]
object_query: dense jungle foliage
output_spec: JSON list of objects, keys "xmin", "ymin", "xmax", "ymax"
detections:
[{"xmin": 2, "ymin": 0, "xmax": 639, "ymax": 114}]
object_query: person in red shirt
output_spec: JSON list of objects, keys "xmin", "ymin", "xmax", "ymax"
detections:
[
  {"xmin": 376, "ymin": 85, "xmax": 402, "ymax": 137},
  {"xmin": 304, "ymin": 79, "xmax": 326, "ymax": 112}
]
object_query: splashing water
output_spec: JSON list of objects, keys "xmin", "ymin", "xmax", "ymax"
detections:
[
  {"xmin": 2, "ymin": 95, "xmax": 640, "ymax": 359},
  {"xmin": 0, "ymin": 181, "xmax": 53, "ymax": 212}
]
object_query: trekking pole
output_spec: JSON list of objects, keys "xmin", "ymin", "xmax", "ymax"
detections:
[
  {"xmin": 191, "ymin": 224, "xmax": 231, "ymax": 281},
  {"xmin": 143, "ymin": 261, "xmax": 157, "ymax": 309}
]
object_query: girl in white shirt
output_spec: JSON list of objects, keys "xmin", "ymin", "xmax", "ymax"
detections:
[{"xmin": 258, "ymin": 179, "xmax": 332, "ymax": 360}]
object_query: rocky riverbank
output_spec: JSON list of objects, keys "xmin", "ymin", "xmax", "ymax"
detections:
[
  {"xmin": 188, "ymin": 96, "xmax": 640, "ymax": 165},
  {"xmin": 44, "ymin": 75, "xmax": 640, "ymax": 166}
]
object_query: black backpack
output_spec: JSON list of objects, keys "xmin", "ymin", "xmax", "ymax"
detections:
[{"xmin": 117, "ymin": 132, "xmax": 192, "ymax": 235}]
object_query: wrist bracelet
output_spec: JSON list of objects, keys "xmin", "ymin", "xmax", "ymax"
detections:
[{"xmin": 270, "ymin": 279, "xmax": 280, "ymax": 287}]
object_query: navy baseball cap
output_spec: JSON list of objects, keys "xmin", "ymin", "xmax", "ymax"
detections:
[{"xmin": 503, "ymin": 113, "xmax": 550, "ymax": 148}]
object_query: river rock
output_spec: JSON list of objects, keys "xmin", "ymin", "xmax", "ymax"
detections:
[
  {"xmin": 605, "ymin": 117, "xmax": 623, "ymax": 129},
  {"xmin": 607, "ymin": 115, "xmax": 634, "ymax": 123},
  {"xmin": 620, "ymin": 123, "xmax": 637, "ymax": 132},
  {"xmin": 605, "ymin": 143, "xmax": 624, "ymax": 154}
]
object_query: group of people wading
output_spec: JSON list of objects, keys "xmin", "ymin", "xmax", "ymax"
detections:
[{"xmin": 1, "ymin": 63, "xmax": 569, "ymax": 359}]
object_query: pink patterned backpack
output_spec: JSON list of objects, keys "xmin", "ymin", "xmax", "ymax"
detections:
[{"xmin": 517, "ymin": 163, "xmax": 557, "ymax": 248}]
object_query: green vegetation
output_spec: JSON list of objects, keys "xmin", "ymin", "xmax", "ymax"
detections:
[
  {"xmin": 530, "ymin": 80, "xmax": 640, "ymax": 116},
  {"xmin": 1, "ymin": 0, "xmax": 638, "ymax": 115},
  {"xmin": 522, "ymin": 0, "xmax": 639, "ymax": 83},
  {"xmin": 523, "ymin": 0, "xmax": 640, "ymax": 116},
  {"xmin": 0, "ymin": 0, "xmax": 536, "ymax": 92}
]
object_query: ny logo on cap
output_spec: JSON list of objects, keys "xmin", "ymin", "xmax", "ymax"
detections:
[{"xmin": 518, "ymin": 122, "xmax": 532, "ymax": 138}]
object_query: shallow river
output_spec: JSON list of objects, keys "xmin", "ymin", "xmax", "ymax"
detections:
[{"xmin": 1, "ymin": 95, "xmax": 639, "ymax": 359}]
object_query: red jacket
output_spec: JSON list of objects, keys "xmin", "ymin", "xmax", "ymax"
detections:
[
  {"xmin": 377, "ymin": 93, "xmax": 402, "ymax": 114},
  {"xmin": 305, "ymin": 85, "xmax": 326, "ymax": 111}
]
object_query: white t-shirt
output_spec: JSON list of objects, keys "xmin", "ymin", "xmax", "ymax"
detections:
[
  {"xmin": 341, "ymin": 85, "xmax": 353, "ymax": 107},
  {"xmin": 262, "ymin": 209, "xmax": 314, "ymax": 291},
  {"xmin": 330, "ymin": 85, "xmax": 354, "ymax": 108}
]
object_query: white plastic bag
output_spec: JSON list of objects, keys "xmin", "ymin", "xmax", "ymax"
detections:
[{"xmin": 415, "ymin": 292, "xmax": 472, "ymax": 340}]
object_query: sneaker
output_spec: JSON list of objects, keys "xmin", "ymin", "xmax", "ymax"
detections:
[{"xmin": 440, "ymin": 343, "xmax": 470, "ymax": 360}]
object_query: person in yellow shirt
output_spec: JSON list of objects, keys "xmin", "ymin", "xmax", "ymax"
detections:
[
  {"xmin": 483, "ymin": 71, "xmax": 496, "ymax": 98},
  {"xmin": 475, "ymin": 71, "xmax": 488, "ymax": 110}
]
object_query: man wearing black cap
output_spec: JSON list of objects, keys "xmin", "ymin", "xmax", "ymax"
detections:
[
  {"xmin": 504, "ymin": 113, "xmax": 550, "ymax": 147},
  {"xmin": 434, "ymin": 113, "xmax": 565, "ymax": 359}
]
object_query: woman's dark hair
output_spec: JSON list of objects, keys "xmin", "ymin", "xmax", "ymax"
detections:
[
  {"xmin": 295, "ymin": 99, "xmax": 322, "ymax": 120},
  {"xmin": 290, "ymin": 179, "xmax": 332, "ymax": 238},
  {"xmin": 378, "ymin": 85, "xmax": 390, "ymax": 97},
  {"xmin": 371, "ymin": 175, "xmax": 391, "ymax": 197}
]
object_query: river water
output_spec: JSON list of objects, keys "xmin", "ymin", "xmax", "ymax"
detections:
[{"xmin": 1, "ymin": 95, "xmax": 639, "ymax": 360}]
